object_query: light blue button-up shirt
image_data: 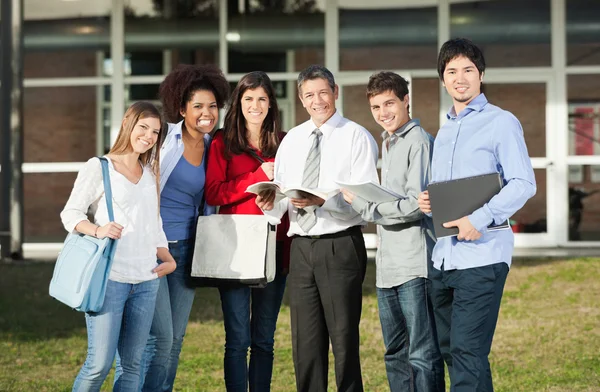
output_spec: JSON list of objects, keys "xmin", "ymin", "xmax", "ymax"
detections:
[{"xmin": 431, "ymin": 93, "xmax": 536, "ymax": 271}]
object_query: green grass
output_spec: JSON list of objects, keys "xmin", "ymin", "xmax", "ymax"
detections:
[{"xmin": 1, "ymin": 258, "xmax": 599, "ymax": 391}]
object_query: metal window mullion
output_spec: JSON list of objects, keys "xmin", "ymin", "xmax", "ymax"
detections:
[
  {"xmin": 552, "ymin": 0, "xmax": 569, "ymax": 246},
  {"xmin": 24, "ymin": 77, "xmax": 111, "ymax": 88},
  {"xmin": 219, "ymin": 0, "xmax": 228, "ymax": 74},
  {"xmin": 96, "ymin": 51, "xmax": 105, "ymax": 156},
  {"xmin": 110, "ymin": 0, "xmax": 125, "ymax": 146},
  {"xmin": 0, "ymin": 0, "xmax": 24, "ymax": 260},
  {"xmin": 438, "ymin": 0, "xmax": 451, "ymax": 130}
]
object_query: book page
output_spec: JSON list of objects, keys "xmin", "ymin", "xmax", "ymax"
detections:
[
  {"xmin": 335, "ymin": 180, "xmax": 405, "ymax": 203},
  {"xmin": 245, "ymin": 181, "xmax": 287, "ymax": 202}
]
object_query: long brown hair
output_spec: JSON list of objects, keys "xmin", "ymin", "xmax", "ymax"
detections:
[
  {"xmin": 109, "ymin": 101, "xmax": 166, "ymax": 192},
  {"xmin": 222, "ymin": 71, "xmax": 282, "ymax": 159}
]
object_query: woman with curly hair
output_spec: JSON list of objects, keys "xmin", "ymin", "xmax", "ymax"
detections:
[
  {"xmin": 205, "ymin": 71, "xmax": 290, "ymax": 392},
  {"xmin": 138, "ymin": 64, "xmax": 230, "ymax": 392}
]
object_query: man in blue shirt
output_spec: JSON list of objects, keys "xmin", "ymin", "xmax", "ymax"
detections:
[{"xmin": 418, "ymin": 38, "xmax": 536, "ymax": 391}]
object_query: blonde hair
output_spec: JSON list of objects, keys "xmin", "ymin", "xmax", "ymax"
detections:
[{"xmin": 109, "ymin": 101, "xmax": 166, "ymax": 199}]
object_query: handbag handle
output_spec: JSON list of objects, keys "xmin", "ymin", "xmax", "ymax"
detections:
[{"xmin": 98, "ymin": 157, "xmax": 115, "ymax": 223}]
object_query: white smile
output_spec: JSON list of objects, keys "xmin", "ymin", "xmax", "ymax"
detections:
[
  {"xmin": 381, "ymin": 117, "xmax": 395, "ymax": 125},
  {"xmin": 456, "ymin": 86, "xmax": 468, "ymax": 93},
  {"xmin": 198, "ymin": 120, "xmax": 213, "ymax": 126},
  {"xmin": 138, "ymin": 139, "xmax": 150, "ymax": 146},
  {"xmin": 248, "ymin": 111, "xmax": 262, "ymax": 116}
]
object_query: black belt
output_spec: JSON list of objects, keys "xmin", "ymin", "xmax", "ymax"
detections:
[{"xmin": 294, "ymin": 225, "xmax": 362, "ymax": 240}]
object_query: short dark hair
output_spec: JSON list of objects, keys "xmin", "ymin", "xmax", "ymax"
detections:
[
  {"xmin": 222, "ymin": 71, "xmax": 282, "ymax": 159},
  {"xmin": 159, "ymin": 64, "xmax": 230, "ymax": 123},
  {"xmin": 366, "ymin": 71, "xmax": 410, "ymax": 101},
  {"xmin": 437, "ymin": 38, "xmax": 486, "ymax": 81},
  {"xmin": 297, "ymin": 65, "xmax": 336, "ymax": 93}
]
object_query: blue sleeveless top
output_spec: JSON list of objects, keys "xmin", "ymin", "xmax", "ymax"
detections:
[{"xmin": 160, "ymin": 155, "xmax": 206, "ymax": 241}]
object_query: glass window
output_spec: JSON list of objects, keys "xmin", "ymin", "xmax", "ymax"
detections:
[
  {"xmin": 567, "ymin": 0, "xmax": 600, "ymax": 66},
  {"xmin": 511, "ymin": 169, "xmax": 547, "ymax": 234},
  {"xmin": 124, "ymin": 0, "xmax": 219, "ymax": 75},
  {"xmin": 339, "ymin": 5, "xmax": 437, "ymax": 71},
  {"xmin": 568, "ymin": 75, "xmax": 600, "ymax": 156},
  {"xmin": 450, "ymin": 0, "xmax": 551, "ymax": 68},
  {"xmin": 228, "ymin": 1, "xmax": 324, "ymax": 73},
  {"xmin": 567, "ymin": 165, "xmax": 600, "ymax": 241},
  {"xmin": 24, "ymin": 0, "xmax": 110, "ymax": 78}
]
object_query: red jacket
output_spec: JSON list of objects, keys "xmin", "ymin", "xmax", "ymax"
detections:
[{"xmin": 205, "ymin": 131, "xmax": 291, "ymax": 269}]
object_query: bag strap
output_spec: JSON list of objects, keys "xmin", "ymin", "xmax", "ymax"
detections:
[
  {"xmin": 247, "ymin": 149, "xmax": 265, "ymax": 164},
  {"xmin": 97, "ymin": 157, "xmax": 115, "ymax": 222}
]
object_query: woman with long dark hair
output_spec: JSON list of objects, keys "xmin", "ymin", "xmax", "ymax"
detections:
[{"xmin": 205, "ymin": 71, "xmax": 290, "ymax": 392}]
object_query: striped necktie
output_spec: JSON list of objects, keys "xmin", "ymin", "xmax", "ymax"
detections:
[{"xmin": 297, "ymin": 128, "xmax": 322, "ymax": 232}]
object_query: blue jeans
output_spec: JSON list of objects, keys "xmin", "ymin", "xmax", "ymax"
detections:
[
  {"xmin": 430, "ymin": 263, "xmax": 509, "ymax": 392},
  {"xmin": 219, "ymin": 271, "xmax": 287, "ymax": 392},
  {"xmin": 377, "ymin": 277, "xmax": 445, "ymax": 392},
  {"xmin": 140, "ymin": 240, "xmax": 197, "ymax": 392},
  {"xmin": 73, "ymin": 278, "xmax": 160, "ymax": 392}
]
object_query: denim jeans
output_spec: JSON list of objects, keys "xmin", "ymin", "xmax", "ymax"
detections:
[
  {"xmin": 377, "ymin": 277, "xmax": 445, "ymax": 392},
  {"xmin": 139, "ymin": 239, "xmax": 197, "ymax": 392},
  {"xmin": 73, "ymin": 278, "xmax": 160, "ymax": 392},
  {"xmin": 219, "ymin": 270, "xmax": 287, "ymax": 392},
  {"xmin": 430, "ymin": 263, "xmax": 509, "ymax": 392}
]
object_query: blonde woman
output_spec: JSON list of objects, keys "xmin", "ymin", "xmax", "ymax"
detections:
[{"xmin": 61, "ymin": 101, "xmax": 176, "ymax": 391}]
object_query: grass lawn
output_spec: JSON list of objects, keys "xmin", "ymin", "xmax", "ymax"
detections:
[{"xmin": 1, "ymin": 257, "xmax": 599, "ymax": 391}]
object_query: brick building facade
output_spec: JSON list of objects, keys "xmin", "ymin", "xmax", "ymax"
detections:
[{"xmin": 20, "ymin": 41, "xmax": 600, "ymax": 242}]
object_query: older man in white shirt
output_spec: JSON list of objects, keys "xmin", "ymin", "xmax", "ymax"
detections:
[{"xmin": 257, "ymin": 65, "xmax": 378, "ymax": 392}]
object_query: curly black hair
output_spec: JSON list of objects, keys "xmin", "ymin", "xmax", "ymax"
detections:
[{"xmin": 159, "ymin": 64, "xmax": 230, "ymax": 123}]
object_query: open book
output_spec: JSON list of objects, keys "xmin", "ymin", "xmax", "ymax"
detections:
[
  {"xmin": 246, "ymin": 181, "xmax": 339, "ymax": 202},
  {"xmin": 335, "ymin": 180, "xmax": 405, "ymax": 203}
]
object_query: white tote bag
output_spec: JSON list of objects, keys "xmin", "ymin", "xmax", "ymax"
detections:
[{"xmin": 191, "ymin": 214, "xmax": 276, "ymax": 287}]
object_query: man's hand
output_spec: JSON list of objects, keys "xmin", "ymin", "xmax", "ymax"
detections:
[
  {"xmin": 290, "ymin": 192, "xmax": 325, "ymax": 209},
  {"xmin": 341, "ymin": 188, "xmax": 355, "ymax": 204},
  {"xmin": 256, "ymin": 189, "xmax": 276, "ymax": 211},
  {"xmin": 418, "ymin": 191, "xmax": 431, "ymax": 214},
  {"xmin": 443, "ymin": 216, "xmax": 482, "ymax": 241}
]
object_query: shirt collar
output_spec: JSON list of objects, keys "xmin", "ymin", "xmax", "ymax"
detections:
[
  {"xmin": 446, "ymin": 93, "xmax": 488, "ymax": 120},
  {"xmin": 381, "ymin": 118, "xmax": 420, "ymax": 140},
  {"xmin": 170, "ymin": 120, "xmax": 212, "ymax": 145},
  {"xmin": 309, "ymin": 110, "xmax": 342, "ymax": 137}
]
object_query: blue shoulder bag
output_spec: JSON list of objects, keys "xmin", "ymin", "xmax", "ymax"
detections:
[{"xmin": 49, "ymin": 157, "xmax": 118, "ymax": 312}]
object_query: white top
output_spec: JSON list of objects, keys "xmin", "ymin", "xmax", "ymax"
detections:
[
  {"xmin": 264, "ymin": 110, "xmax": 379, "ymax": 236},
  {"xmin": 60, "ymin": 157, "xmax": 168, "ymax": 284}
]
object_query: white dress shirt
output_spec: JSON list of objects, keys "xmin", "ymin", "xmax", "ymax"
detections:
[
  {"xmin": 60, "ymin": 157, "xmax": 168, "ymax": 284},
  {"xmin": 264, "ymin": 110, "xmax": 379, "ymax": 236}
]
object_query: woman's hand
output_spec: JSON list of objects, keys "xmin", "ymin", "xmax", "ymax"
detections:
[
  {"xmin": 153, "ymin": 260, "xmax": 176, "ymax": 278},
  {"xmin": 96, "ymin": 222, "xmax": 124, "ymax": 239},
  {"xmin": 154, "ymin": 247, "xmax": 177, "ymax": 277},
  {"xmin": 260, "ymin": 162, "xmax": 275, "ymax": 180}
]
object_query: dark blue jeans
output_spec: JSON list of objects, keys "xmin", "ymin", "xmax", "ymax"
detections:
[
  {"xmin": 377, "ymin": 277, "xmax": 445, "ymax": 392},
  {"xmin": 430, "ymin": 262, "xmax": 509, "ymax": 392},
  {"xmin": 218, "ymin": 270, "xmax": 287, "ymax": 392},
  {"xmin": 140, "ymin": 239, "xmax": 197, "ymax": 392}
]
